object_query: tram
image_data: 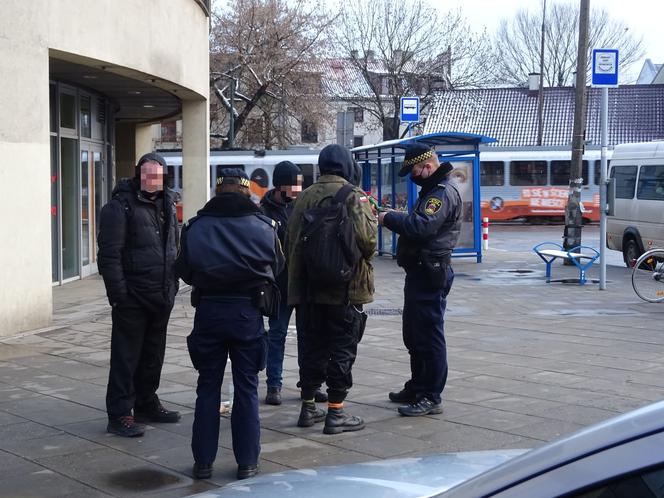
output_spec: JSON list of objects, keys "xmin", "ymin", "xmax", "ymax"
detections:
[{"xmin": 478, "ymin": 147, "xmax": 611, "ymax": 222}]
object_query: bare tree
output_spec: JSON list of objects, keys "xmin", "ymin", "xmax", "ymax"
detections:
[
  {"xmin": 333, "ymin": 0, "xmax": 494, "ymax": 140},
  {"xmin": 494, "ymin": 2, "xmax": 644, "ymax": 87},
  {"xmin": 210, "ymin": 0, "xmax": 334, "ymax": 149}
]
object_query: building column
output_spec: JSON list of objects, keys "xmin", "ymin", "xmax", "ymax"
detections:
[
  {"xmin": 181, "ymin": 99, "xmax": 210, "ymax": 222},
  {"xmin": 135, "ymin": 122, "xmax": 154, "ymax": 162}
]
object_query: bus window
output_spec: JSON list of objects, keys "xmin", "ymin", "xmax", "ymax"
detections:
[
  {"xmin": 550, "ymin": 160, "xmax": 589, "ymax": 185},
  {"xmin": 610, "ymin": 165, "xmax": 637, "ymax": 199},
  {"xmin": 297, "ymin": 163, "xmax": 316, "ymax": 189},
  {"xmin": 636, "ymin": 165, "xmax": 664, "ymax": 201},
  {"xmin": 480, "ymin": 161, "xmax": 504, "ymax": 186},
  {"xmin": 211, "ymin": 164, "xmax": 246, "ymax": 188},
  {"xmin": 510, "ymin": 161, "xmax": 547, "ymax": 186},
  {"xmin": 593, "ymin": 160, "xmax": 603, "ymax": 185}
]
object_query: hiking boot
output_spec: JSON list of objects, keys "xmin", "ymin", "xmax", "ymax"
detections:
[
  {"xmin": 297, "ymin": 401, "xmax": 326, "ymax": 427},
  {"xmin": 237, "ymin": 464, "xmax": 259, "ymax": 480},
  {"xmin": 314, "ymin": 389, "xmax": 328, "ymax": 403},
  {"xmin": 192, "ymin": 462, "xmax": 212, "ymax": 479},
  {"xmin": 323, "ymin": 407, "xmax": 365, "ymax": 434},
  {"xmin": 107, "ymin": 415, "xmax": 145, "ymax": 437},
  {"xmin": 388, "ymin": 389, "xmax": 417, "ymax": 404},
  {"xmin": 265, "ymin": 387, "xmax": 282, "ymax": 406},
  {"xmin": 134, "ymin": 404, "xmax": 181, "ymax": 424},
  {"xmin": 397, "ymin": 398, "xmax": 443, "ymax": 417}
]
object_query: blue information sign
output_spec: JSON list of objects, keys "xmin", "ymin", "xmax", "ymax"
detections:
[
  {"xmin": 592, "ymin": 49, "xmax": 619, "ymax": 87},
  {"xmin": 400, "ymin": 97, "xmax": 420, "ymax": 123}
]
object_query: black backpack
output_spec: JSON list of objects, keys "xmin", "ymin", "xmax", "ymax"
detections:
[{"xmin": 301, "ymin": 183, "xmax": 362, "ymax": 284}]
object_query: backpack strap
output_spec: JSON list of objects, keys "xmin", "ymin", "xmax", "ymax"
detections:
[{"xmin": 333, "ymin": 183, "xmax": 355, "ymax": 205}]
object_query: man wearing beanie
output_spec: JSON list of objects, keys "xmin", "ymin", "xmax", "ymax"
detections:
[
  {"xmin": 98, "ymin": 152, "xmax": 181, "ymax": 438},
  {"xmin": 176, "ymin": 168, "xmax": 283, "ymax": 480},
  {"xmin": 286, "ymin": 144, "xmax": 377, "ymax": 434},
  {"xmin": 378, "ymin": 143, "xmax": 462, "ymax": 417}
]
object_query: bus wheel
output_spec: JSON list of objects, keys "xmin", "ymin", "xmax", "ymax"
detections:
[{"xmin": 623, "ymin": 239, "xmax": 641, "ymax": 268}]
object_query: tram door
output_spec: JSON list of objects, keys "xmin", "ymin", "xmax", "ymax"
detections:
[{"xmin": 80, "ymin": 144, "xmax": 105, "ymax": 277}]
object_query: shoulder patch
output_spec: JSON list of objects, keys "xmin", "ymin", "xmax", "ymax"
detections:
[{"xmin": 424, "ymin": 197, "xmax": 442, "ymax": 216}]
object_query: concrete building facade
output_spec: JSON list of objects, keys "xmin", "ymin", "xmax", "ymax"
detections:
[{"xmin": 0, "ymin": 0, "xmax": 211, "ymax": 336}]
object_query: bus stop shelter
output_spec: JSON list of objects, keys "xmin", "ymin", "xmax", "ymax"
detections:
[{"xmin": 352, "ymin": 132, "xmax": 497, "ymax": 262}]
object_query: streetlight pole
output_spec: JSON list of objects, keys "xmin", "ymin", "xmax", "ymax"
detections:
[
  {"xmin": 564, "ymin": 0, "xmax": 590, "ymax": 255},
  {"xmin": 536, "ymin": 0, "xmax": 547, "ymax": 146}
]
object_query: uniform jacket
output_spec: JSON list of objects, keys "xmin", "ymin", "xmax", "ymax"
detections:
[
  {"xmin": 384, "ymin": 167, "xmax": 462, "ymax": 267},
  {"xmin": 260, "ymin": 189, "xmax": 294, "ymax": 296},
  {"xmin": 286, "ymin": 175, "xmax": 377, "ymax": 306},
  {"xmin": 97, "ymin": 178, "xmax": 179, "ymax": 308},
  {"xmin": 175, "ymin": 193, "xmax": 284, "ymax": 292}
]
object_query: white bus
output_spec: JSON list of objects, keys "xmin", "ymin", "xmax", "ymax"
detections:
[{"xmin": 607, "ymin": 141, "xmax": 664, "ymax": 266}]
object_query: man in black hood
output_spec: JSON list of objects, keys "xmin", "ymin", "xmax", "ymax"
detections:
[
  {"xmin": 286, "ymin": 144, "xmax": 377, "ymax": 434},
  {"xmin": 97, "ymin": 152, "xmax": 180, "ymax": 438}
]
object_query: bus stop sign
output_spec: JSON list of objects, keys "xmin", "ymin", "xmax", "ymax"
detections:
[
  {"xmin": 592, "ymin": 49, "xmax": 619, "ymax": 87},
  {"xmin": 400, "ymin": 97, "xmax": 420, "ymax": 123}
]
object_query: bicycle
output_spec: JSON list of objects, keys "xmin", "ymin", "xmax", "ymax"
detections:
[{"xmin": 632, "ymin": 248, "xmax": 664, "ymax": 303}]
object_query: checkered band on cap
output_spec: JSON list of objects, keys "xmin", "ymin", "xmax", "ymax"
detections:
[
  {"xmin": 216, "ymin": 176, "xmax": 250, "ymax": 187},
  {"xmin": 403, "ymin": 149, "xmax": 434, "ymax": 167}
]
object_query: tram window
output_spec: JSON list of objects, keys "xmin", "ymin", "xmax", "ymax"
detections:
[
  {"xmin": 166, "ymin": 166, "xmax": 175, "ymax": 189},
  {"xmin": 636, "ymin": 165, "xmax": 664, "ymax": 201},
  {"xmin": 297, "ymin": 164, "xmax": 315, "ymax": 189},
  {"xmin": 550, "ymin": 160, "xmax": 589, "ymax": 186},
  {"xmin": 480, "ymin": 161, "xmax": 504, "ymax": 186},
  {"xmin": 510, "ymin": 161, "xmax": 547, "ymax": 186},
  {"xmin": 610, "ymin": 165, "xmax": 637, "ymax": 199}
]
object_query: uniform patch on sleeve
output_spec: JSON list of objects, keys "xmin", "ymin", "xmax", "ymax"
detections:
[
  {"xmin": 424, "ymin": 197, "xmax": 442, "ymax": 215},
  {"xmin": 359, "ymin": 196, "xmax": 369, "ymax": 202}
]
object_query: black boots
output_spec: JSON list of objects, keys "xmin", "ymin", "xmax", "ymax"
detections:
[
  {"xmin": 237, "ymin": 464, "xmax": 259, "ymax": 480},
  {"xmin": 323, "ymin": 407, "xmax": 365, "ymax": 435},
  {"xmin": 314, "ymin": 389, "xmax": 328, "ymax": 403},
  {"xmin": 388, "ymin": 389, "xmax": 417, "ymax": 404},
  {"xmin": 107, "ymin": 415, "xmax": 145, "ymax": 437},
  {"xmin": 397, "ymin": 398, "xmax": 443, "ymax": 417},
  {"xmin": 297, "ymin": 401, "xmax": 326, "ymax": 427},
  {"xmin": 134, "ymin": 404, "xmax": 181, "ymax": 424},
  {"xmin": 193, "ymin": 462, "xmax": 212, "ymax": 479},
  {"xmin": 265, "ymin": 387, "xmax": 282, "ymax": 405}
]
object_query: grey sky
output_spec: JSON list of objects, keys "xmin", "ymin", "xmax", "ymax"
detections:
[{"xmin": 437, "ymin": 0, "xmax": 663, "ymax": 82}]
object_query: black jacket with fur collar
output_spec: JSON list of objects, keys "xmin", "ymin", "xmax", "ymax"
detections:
[{"xmin": 174, "ymin": 193, "xmax": 284, "ymax": 293}]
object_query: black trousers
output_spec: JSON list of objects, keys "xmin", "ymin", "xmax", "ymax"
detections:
[
  {"xmin": 298, "ymin": 303, "xmax": 366, "ymax": 404},
  {"xmin": 187, "ymin": 297, "xmax": 266, "ymax": 466},
  {"xmin": 106, "ymin": 301, "xmax": 172, "ymax": 418},
  {"xmin": 401, "ymin": 266, "xmax": 454, "ymax": 404}
]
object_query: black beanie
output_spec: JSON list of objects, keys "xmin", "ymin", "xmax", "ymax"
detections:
[
  {"xmin": 272, "ymin": 161, "xmax": 301, "ymax": 187},
  {"xmin": 135, "ymin": 152, "xmax": 167, "ymax": 177}
]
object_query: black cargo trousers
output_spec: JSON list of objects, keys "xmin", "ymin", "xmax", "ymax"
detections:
[{"xmin": 297, "ymin": 303, "xmax": 367, "ymax": 404}]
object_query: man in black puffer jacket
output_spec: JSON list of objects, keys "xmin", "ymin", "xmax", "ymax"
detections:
[{"xmin": 98, "ymin": 152, "xmax": 180, "ymax": 438}]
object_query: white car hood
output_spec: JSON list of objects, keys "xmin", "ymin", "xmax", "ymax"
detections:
[{"xmin": 189, "ymin": 449, "xmax": 527, "ymax": 498}]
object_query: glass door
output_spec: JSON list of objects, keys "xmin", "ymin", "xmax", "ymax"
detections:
[{"xmin": 81, "ymin": 144, "xmax": 105, "ymax": 277}]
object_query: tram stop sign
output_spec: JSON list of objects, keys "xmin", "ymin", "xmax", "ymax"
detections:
[
  {"xmin": 592, "ymin": 49, "xmax": 619, "ymax": 87},
  {"xmin": 400, "ymin": 97, "xmax": 420, "ymax": 123}
]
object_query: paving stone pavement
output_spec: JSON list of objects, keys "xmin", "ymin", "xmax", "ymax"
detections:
[{"xmin": 1, "ymin": 247, "xmax": 664, "ymax": 497}]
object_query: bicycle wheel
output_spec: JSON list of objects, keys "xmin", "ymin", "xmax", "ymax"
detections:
[{"xmin": 632, "ymin": 249, "xmax": 664, "ymax": 303}]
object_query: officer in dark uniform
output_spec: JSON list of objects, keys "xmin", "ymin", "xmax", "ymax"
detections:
[
  {"xmin": 378, "ymin": 143, "xmax": 461, "ymax": 417},
  {"xmin": 175, "ymin": 168, "xmax": 283, "ymax": 480}
]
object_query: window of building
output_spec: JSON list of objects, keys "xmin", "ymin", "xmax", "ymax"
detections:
[
  {"xmin": 637, "ymin": 165, "xmax": 664, "ymax": 201},
  {"xmin": 480, "ymin": 161, "xmax": 504, "ymax": 186},
  {"xmin": 610, "ymin": 165, "xmax": 637, "ymax": 199},
  {"xmin": 80, "ymin": 95, "xmax": 91, "ymax": 138},
  {"xmin": 550, "ymin": 160, "xmax": 589, "ymax": 186},
  {"xmin": 59, "ymin": 92, "xmax": 77, "ymax": 130},
  {"xmin": 353, "ymin": 136, "xmax": 364, "ymax": 148},
  {"xmin": 348, "ymin": 107, "xmax": 364, "ymax": 123},
  {"xmin": 509, "ymin": 161, "xmax": 547, "ymax": 186},
  {"xmin": 161, "ymin": 121, "xmax": 177, "ymax": 142},
  {"xmin": 301, "ymin": 120, "xmax": 318, "ymax": 143}
]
